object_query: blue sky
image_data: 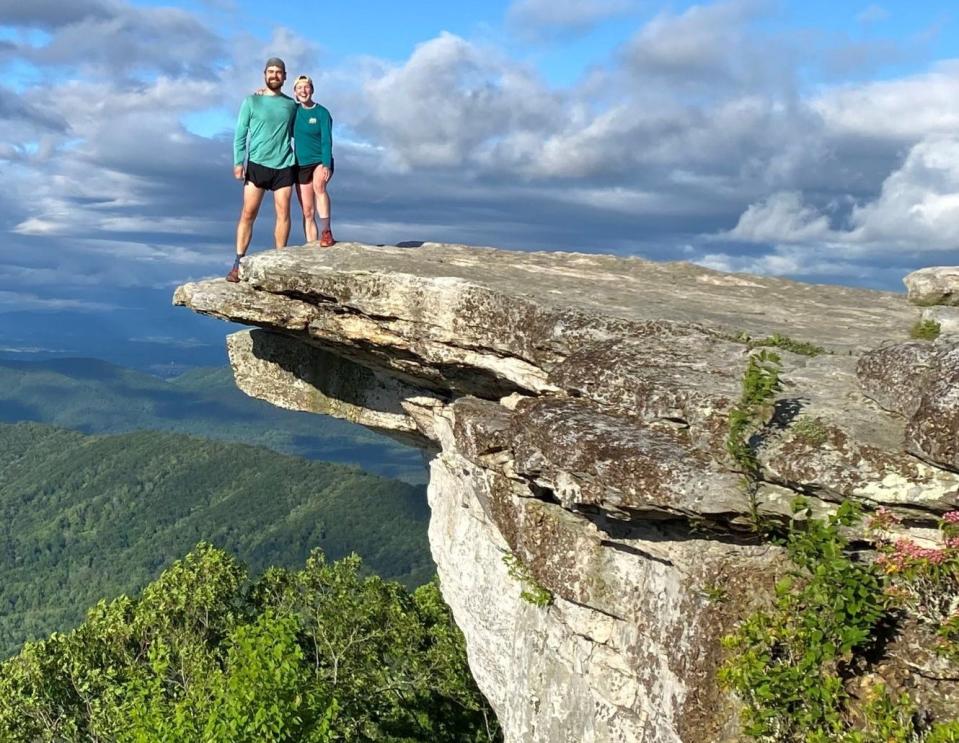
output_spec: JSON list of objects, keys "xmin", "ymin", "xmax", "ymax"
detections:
[{"xmin": 1, "ymin": 0, "xmax": 959, "ymax": 367}]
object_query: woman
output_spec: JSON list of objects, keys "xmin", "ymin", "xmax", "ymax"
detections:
[{"xmin": 292, "ymin": 75, "xmax": 335, "ymax": 247}]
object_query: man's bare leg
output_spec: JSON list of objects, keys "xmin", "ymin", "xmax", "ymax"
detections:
[
  {"xmin": 295, "ymin": 181, "xmax": 318, "ymax": 242},
  {"xmin": 273, "ymin": 185, "xmax": 292, "ymax": 248},
  {"xmin": 236, "ymin": 183, "xmax": 267, "ymax": 257}
]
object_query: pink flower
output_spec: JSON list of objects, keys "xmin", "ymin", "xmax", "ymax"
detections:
[
  {"xmin": 926, "ymin": 549, "xmax": 948, "ymax": 565},
  {"xmin": 884, "ymin": 539, "xmax": 952, "ymax": 568},
  {"xmin": 943, "ymin": 511, "xmax": 959, "ymax": 524}
]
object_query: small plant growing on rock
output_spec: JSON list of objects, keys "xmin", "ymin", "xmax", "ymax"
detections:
[
  {"xmin": 699, "ymin": 582, "xmax": 729, "ymax": 604},
  {"xmin": 910, "ymin": 318, "xmax": 942, "ymax": 341},
  {"xmin": 502, "ymin": 554, "xmax": 553, "ymax": 608},
  {"xmin": 726, "ymin": 350, "xmax": 783, "ymax": 530},
  {"xmin": 790, "ymin": 415, "xmax": 829, "ymax": 447},
  {"xmin": 732, "ymin": 331, "xmax": 827, "ymax": 357}
]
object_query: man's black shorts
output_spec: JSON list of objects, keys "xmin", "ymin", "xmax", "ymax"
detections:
[
  {"xmin": 245, "ymin": 162, "xmax": 295, "ymax": 191},
  {"xmin": 295, "ymin": 158, "xmax": 335, "ymax": 185}
]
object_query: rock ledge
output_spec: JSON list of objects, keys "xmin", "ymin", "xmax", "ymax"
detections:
[{"xmin": 175, "ymin": 242, "xmax": 959, "ymax": 743}]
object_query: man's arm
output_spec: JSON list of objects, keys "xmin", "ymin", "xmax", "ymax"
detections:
[{"xmin": 233, "ymin": 97, "xmax": 253, "ymax": 178}]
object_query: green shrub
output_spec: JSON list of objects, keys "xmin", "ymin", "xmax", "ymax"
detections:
[
  {"xmin": 910, "ymin": 318, "xmax": 942, "ymax": 341},
  {"xmin": 503, "ymin": 554, "xmax": 553, "ymax": 608},
  {"xmin": 732, "ymin": 332, "xmax": 827, "ymax": 357},
  {"xmin": 719, "ymin": 502, "xmax": 889, "ymax": 740},
  {"xmin": 790, "ymin": 416, "xmax": 829, "ymax": 446},
  {"xmin": 721, "ymin": 504, "xmax": 959, "ymax": 741},
  {"xmin": 726, "ymin": 350, "xmax": 782, "ymax": 530}
]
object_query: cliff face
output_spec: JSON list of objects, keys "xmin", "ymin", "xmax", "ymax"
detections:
[{"xmin": 174, "ymin": 243, "xmax": 959, "ymax": 742}]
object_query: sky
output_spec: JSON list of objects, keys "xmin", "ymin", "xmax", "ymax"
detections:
[{"xmin": 1, "ymin": 0, "xmax": 959, "ymax": 368}]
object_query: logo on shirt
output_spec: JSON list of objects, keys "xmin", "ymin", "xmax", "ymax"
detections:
[{"xmin": 308, "ymin": 117, "xmax": 317, "ymax": 124}]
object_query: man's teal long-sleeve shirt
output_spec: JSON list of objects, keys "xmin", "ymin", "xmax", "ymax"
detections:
[{"xmin": 233, "ymin": 94, "xmax": 297, "ymax": 168}]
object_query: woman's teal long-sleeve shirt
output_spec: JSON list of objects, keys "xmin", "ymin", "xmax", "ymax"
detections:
[{"xmin": 293, "ymin": 103, "xmax": 333, "ymax": 168}]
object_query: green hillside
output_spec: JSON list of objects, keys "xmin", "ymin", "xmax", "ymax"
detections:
[
  {"xmin": 0, "ymin": 358, "xmax": 427, "ymax": 483},
  {"xmin": 0, "ymin": 422, "xmax": 432, "ymax": 658}
]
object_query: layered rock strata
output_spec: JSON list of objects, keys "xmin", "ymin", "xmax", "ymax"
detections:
[{"xmin": 175, "ymin": 243, "xmax": 959, "ymax": 742}]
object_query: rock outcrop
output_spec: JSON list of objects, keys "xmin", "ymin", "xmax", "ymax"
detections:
[
  {"xmin": 175, "ymin": 243, "xmax": 959, "ymax": 742},
  {"xmin": 904, "ymin": 266, "xmax": 959, "ymax": 307}
]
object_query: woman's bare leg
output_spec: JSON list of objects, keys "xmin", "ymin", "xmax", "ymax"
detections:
[
  {"xmin": 313, "ymin": 165, "xmax": 333, "ymax": 245},
  {"xmin": 313, "ymin": 166, "xmax": 331, "ymax": 224}
]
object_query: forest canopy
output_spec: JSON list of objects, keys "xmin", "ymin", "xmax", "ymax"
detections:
[{"xmin": 0, "ymin": 544, "xmax": 500, "ymax": 742}]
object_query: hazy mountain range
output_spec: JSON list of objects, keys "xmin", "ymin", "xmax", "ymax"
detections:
[
  {"xmin": 0, "ymin": 354, "xmax": 435, "ymax": 657},
  {"xmin": 0, "ymin": 356, "xmax": 427, "ymax": 484}
]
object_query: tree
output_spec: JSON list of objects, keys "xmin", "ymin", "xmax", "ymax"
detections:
[{"xmin": 0, "ymin": 544, "xmax": 500, "ymax": 742}]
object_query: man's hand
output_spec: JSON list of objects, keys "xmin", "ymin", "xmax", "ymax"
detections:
[
  {"xmin": 234, "ymin": 165, "xmax": 244, "ymax": 181},
  {"xmin": 318, "ymin": 165, "xmax": 331, "ymax": 182}
]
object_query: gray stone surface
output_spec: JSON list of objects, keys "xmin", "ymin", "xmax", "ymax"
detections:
[
  {"xmin": 226, "ymin": 329, "xmax": 442, "ymax": 448},
  {"xmin": 921, "ymin": 305, "xmax": 959, "ymax": 335},
  {"xmin": 906, "ymin": 342, "xmax": 959, "ymax": 472},
  {"xmin": 181, "ymin": 242, "xmax": 916, "ymax": 354},
  {"xmin": 858, "ymin": 338, "xmax": 959, "ymax": 473},
  {"xmin": 175, "ymin": 242, "xmax": 959, "ymax": 742},
  {"xmin": 857, "ymin": 341, "xmax": 938, "ymax": 419},
  {"xmin": 904, "ymin": 266, "xmax": 959, "ymax": 306}
]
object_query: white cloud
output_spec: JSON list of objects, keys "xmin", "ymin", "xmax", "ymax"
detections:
[
  {"xmin": 813, "ymin": 61, "xmax": 959, "ymax": 141},
  {"xmin": 10, "ymin": 3, "xmax": 223, "ymax": 77},
  {"xmin": 857, "ymin": 5, "xmax": 890, "ymax": 24},
  {"xmin": 0, "ymin": 0, "xmax": 957, "ymax": 300},
  {"xmin": 0, "ymin": 0, "xmax": 115, "ymax": 29},
  {"xmin": 848, "ymin": 137, "xmax": 959, "ymax": 250},
  {"xmin": 355, "ymin": 32, "xmax": 558, "ymax": 169},
  {"xmin": 724, "ymin": 137, "xmax": 959, "ymax": 259},
  {"xmin": 694, "ymin": 246, "xmax": 870, "ymax": 280},
  {"xmin": 727, "ymin": 192, "xmax": 832, "ymax": 243},
  {"xmin": 621, "ymin": 0, "xmax": 785, "ymax": 92},
  {"xmin": 507, "ymin": 0, "xmax": 637, "ymax": 36},
  {"xmin": 0, "ymin": 345, "xmax": 69, "ymax": 353},
  {"xmin": 0, "ymin": 290, "xmax": 118, "ymax": 312}
]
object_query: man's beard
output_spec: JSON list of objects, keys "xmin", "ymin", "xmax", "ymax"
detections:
[{"xmin": 266, "ymin": 78, "xmax": 283, "ymax": 91}]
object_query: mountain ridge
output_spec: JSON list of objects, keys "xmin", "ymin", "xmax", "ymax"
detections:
[
  {"xmin": 0, "ymin": 420, "xmax": 432, "ymax": 658},
  {"xmin": 0, "ymin": 356, "xmax": 426, "ymax": 483}
]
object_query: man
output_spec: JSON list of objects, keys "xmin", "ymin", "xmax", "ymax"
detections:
[
  {"xmin": 291, "ymin": 74, "xmax": 335, "ymax": 247},
  {"xmin": 227, "ymin": 57, "xmax": 298, "ymax": 283}
]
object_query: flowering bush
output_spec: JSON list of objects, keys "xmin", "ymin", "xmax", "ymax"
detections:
[
  {"xmin": 871, "ymin": 510, "xmax": 959, "ymax": 657},
  {"xmin": 722, "ymin": 504, "xmax": 959, "ymax": 741}
]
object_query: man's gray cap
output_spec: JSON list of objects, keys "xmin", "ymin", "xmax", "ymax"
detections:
[{"xmin": 264, "ymin": 57, "xmax": 286, "ymax": 72}]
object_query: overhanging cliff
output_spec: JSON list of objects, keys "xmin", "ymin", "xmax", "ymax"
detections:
[{"xmin": 174, "ymin": 243, "xmax": 959, "ymax": 742}]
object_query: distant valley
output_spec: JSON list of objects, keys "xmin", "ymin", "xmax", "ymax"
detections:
[
  {"xmin": 0, "ymin": 357, "xmax": 427, "ymax": 484},
  {"xmin": 0, "ymin": 421, "xmax": 432, "ymax": 658},
  {"xmin": 0, "ymin": 357, "xmax": 435, "ymax": 658}
]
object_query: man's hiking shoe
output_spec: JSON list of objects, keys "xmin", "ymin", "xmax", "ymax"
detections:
[
  {"xmin": 226, "ymin": 265, "xmax": 240, "ymax": 283},
  {"xmin": 320, "ymin": 230, "xmax": 335, "ymax": 248}
]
